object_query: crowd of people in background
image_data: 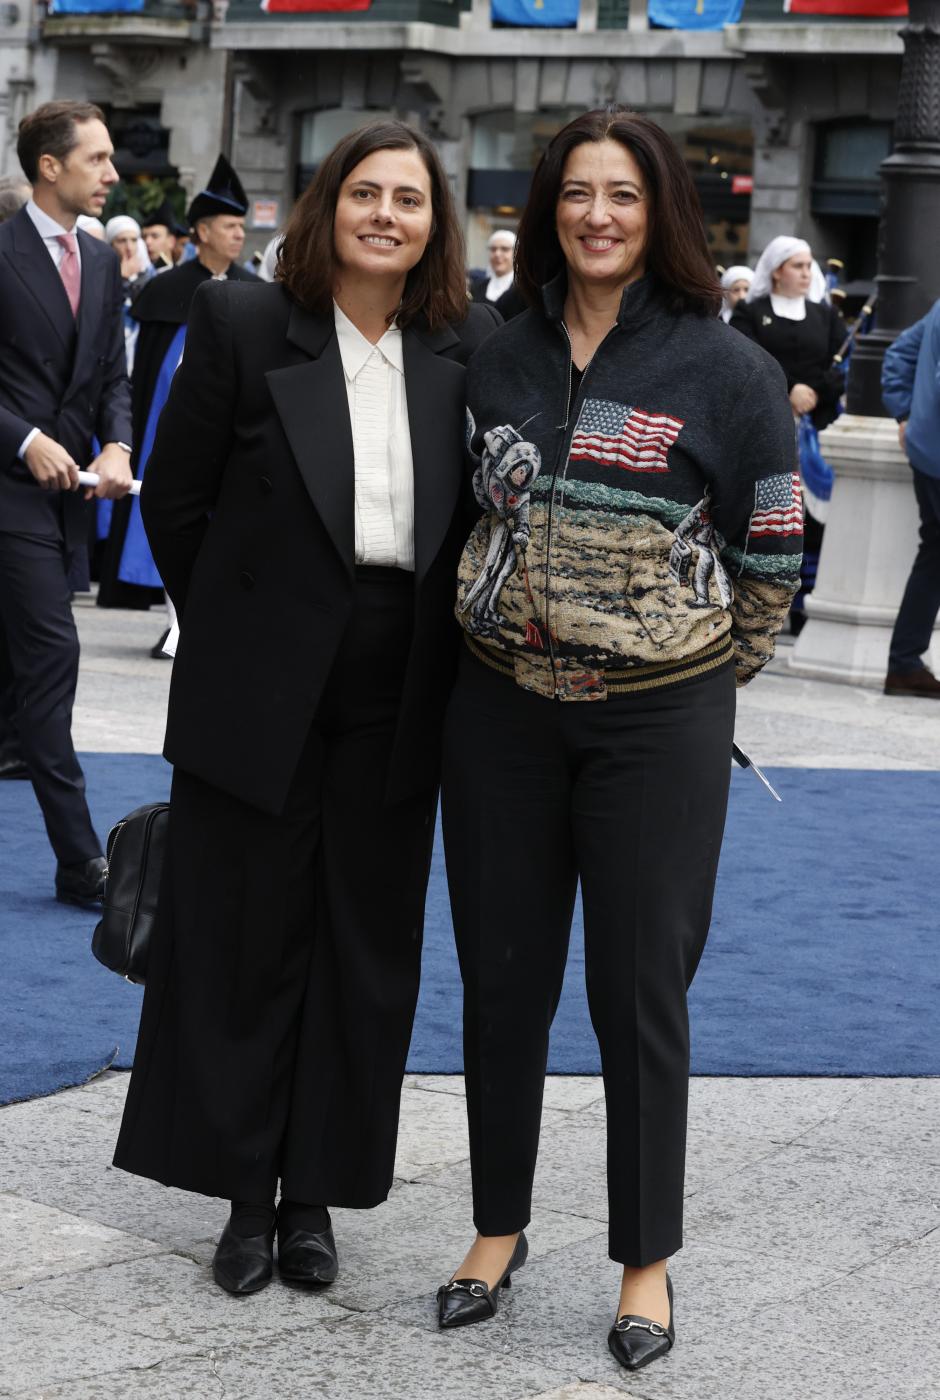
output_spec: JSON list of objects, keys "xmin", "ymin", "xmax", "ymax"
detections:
[{"xmin": 1, "ymin": 101, "xmax": 938, "ymax": 908}]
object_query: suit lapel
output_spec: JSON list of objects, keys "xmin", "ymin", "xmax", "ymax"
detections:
[
  {"xmin": 404, "ymin": 324, "xmax": 465, "ymax": 587},
  {"xmin": 265, "ymin": 304, "xmax": 355, "ymax": 578},
  {"xmin": 6, "ymin": 207, "xmax": 75, "ymax": 352},
  {"xmin": 65, "ymin": 233, "xmax": 106, "ymax": 400}
]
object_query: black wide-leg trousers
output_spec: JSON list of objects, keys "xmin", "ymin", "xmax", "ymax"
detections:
[
  {"xmin": 441, "ymin": 648, "xmax": 736, "ymax": 1266},
  {"xmin": 114, "ymin": 569, "xmax": 436, "ymax": 1207}
]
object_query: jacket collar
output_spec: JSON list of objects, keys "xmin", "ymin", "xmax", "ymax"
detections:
[
  {"xmin": 540, "ymin": 269, "xmax": 660, "ymax": 329},
  {"xmin": 284, "ymin": 298, "xmax": 462, "ymax": 361}
]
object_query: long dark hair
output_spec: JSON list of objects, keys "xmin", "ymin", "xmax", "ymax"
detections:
[
  {"xmin": 515, "ymin": 108, "xmax": 721, "ymax": 317},
  {"xmin": 278, "ymin": 121, "xmax": 468, "ymax": 329}
]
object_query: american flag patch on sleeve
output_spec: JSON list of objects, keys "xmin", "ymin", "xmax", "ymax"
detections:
[
  {"xmin": 569, "ymin": 398, "xmax": 684, "ymax": 474},
  {"xmin": 748, "ymin": 471, "xmax": 803, "ymax": 539}
]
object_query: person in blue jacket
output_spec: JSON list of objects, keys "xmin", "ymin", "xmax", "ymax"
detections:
[{"xmin": 882, "ymin": 298, "xmax": 940, "ymax": 697}]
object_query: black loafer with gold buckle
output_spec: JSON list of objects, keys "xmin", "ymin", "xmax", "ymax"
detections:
[{"xmin": 607, "ymin": 1273, "xmax": 675, "ymax": 1371}]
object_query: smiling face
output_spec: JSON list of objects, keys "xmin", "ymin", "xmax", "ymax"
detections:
[
  {"xmin": 555, "ymin": 139, "xmax": 649, "ymax": 295},
  {"xmin": 332, "ymin": 147, "xmax": 434, "ymax": 288},
  {"xmin": 40, "ymin": 117, "xmax": 118, "ymax": 222},
  {"xmin": 773, "ymin": 252, "xmax": 813, "ymax": 298}
]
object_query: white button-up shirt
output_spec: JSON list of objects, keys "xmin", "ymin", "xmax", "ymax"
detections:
[
  {"xmin": 25, "ymin": 198, "xmax": 83, "ymax": 274},
  {"xmin": 18, "ymin": 202, "xmax": 84, "ymax": 461},
  {"xmin": 334, "ymin": 301, "xmax": 415, "ymax": 572}
]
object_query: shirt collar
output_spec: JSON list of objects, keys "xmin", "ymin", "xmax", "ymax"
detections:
[
  {"xmin": 26, "ymin": 199, "xmax": 75, "ymax": 241},
  {"xmin": 334, "ymin": 301, "xmax": 404, "ymax": 380}
]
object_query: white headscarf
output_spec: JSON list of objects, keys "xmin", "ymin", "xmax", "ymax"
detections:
[
  {"xmin": 76, "ymin": 215, "xmax": 105, "ymax": 239},
  {"xmin": 719, "ymin": 265, "xmax": 754, "ymax": 323},
  {"xmin": 105, "ymin": 215, "xmax": 141, "ymax": 243},
  {"xmin": 720, "ymin": 265, "xmax": 753, "ymax": 291},
  {"xmin": 746, "ymin": 237, "xmax": 811, "ymax": 302}
]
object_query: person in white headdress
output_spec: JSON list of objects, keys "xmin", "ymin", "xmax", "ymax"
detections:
[
  {"xmin": 471, "ymin": 229, "xmax": 516, "ymax": 304},
  {"xmin": 731, "ymin": 235, "xmax": 847, "ymax": 633},
  {"xmin": 718, "ymin": 265, "xmax": 752, "ymax": 323},
  {"xmin": 76, "ymin": 214, "xmax": 106, "ymax": 240},
  {"xmin": 105, "ymin": 215, "xmax": 152, "ymax": 373},
  {"xmin": 731, "ymin": 236, "xmax": 845, "ymax": 429}
]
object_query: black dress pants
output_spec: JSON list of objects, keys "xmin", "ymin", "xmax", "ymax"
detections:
[
  {"xmin": 0, "ymin": 531, "xmax": 101, "ymax": 865},
  {"xmin": 442, "ymin": 648, "xmax": 736, "ymax": 1266},
  {"xmin": 114, "ymin": 569, "xmax": 436, "ymax": 1206},
  {"xmin": 888, "ymin": 467, "xmax": 940, "ymax": 673}
]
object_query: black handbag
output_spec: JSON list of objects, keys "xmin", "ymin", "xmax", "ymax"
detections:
[{"xmin": 91, "ymin": 802, "xmax": 169, "ymax": 985}]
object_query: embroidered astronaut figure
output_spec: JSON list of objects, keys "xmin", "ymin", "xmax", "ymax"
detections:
[
  {"xmin": 669, "ymin": 494, "xmax": 733, "ymax": 609},
  {"xmin": 461, "ymin": 419, "xmax": 542, "ymax": 639}
]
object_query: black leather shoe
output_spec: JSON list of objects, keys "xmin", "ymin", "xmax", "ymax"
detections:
[
  {"xmin": 212, "ymin": 1219, "xmax": 276, "ymax": 1296},
  {"xmin": 55, "ymin": 856, "xmax": 108, "ymax": 907},
  {"xmin": 608, "ymin": 1273, "xmax": 675, "ymax": 1372},
  {"xmin": 0, "ymin": 753, "xmax": 28, "ymax": 779},
  {"xmin": 437, "ymin": 1232, "xmax": 528, "ymax": 1329},
  {"xmin": 277, "ymin": 1221, "xmax": 339, "ymax": 1287},
  {"xmin": 150, "ymin": 628, "xmax": 172, "ymax": 659}
]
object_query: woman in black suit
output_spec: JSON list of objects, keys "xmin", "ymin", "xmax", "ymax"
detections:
[{"xmin": 113, "ymin": 121, "xmax": 498, "ymax": 1295}]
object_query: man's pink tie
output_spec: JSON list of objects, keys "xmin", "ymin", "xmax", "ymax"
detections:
[{"xmin": 56, "ymin": 233, "xmax": 81, "ymax": 318}]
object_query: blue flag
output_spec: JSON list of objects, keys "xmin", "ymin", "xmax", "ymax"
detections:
[
  {"xmin": 491, "ymin": 0, "xmax": 578, "ymax": 25},
  {"xmin": 50, "ymin": 0, "xmax": 145, "ymax": 10},
  {"xmin": 648, "ymin": 0, "xmax": 742, "ymax": 27}
]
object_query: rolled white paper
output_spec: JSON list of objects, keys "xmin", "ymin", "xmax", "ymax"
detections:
[{"xmin": 78, "ymin": 470, "xmax": 141, "ymax": 496}]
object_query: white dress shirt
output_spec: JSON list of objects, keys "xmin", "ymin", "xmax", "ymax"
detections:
[
  {"xmin": 334, "ymin": 302, "xmax": 415, "ymax": 572},
  {"xmin": 25, "ymin": 198, "xmax": 83, "ymax": 275},
  {"xmin": 18, "ymin": 201, "xmax": 84, "ymax": 460}
]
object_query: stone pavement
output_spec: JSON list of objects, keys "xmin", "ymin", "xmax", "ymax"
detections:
[{"xmin": 1, "ymin": 599, "xmax": 938, "ymax": 1400}]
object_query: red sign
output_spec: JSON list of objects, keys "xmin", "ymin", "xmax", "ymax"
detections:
[
  {"xmin": 786, "ymin": 0, "xmax": 906, "ymax": 13},
  {"xmin": 731, "ymin": 175, "xmax": 754, "ymax": 195},
  {"xmin": 261, "ymin": 0, "xmax": 371, "ymax": 10}
]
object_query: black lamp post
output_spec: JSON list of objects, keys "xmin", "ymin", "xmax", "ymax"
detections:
[{"xmin": 846, "ymin": 0, "xmax": 940, "ymax": 414}]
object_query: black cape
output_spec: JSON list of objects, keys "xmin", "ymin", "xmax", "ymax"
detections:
[{"xmin": 97, "ymin": 258, "xmax": 258, "ymax": 609}]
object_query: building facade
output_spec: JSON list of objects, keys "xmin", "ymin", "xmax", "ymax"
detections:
[{"xmin": 1, "ymin": 0, "xmax": 902, "ymax": 280}]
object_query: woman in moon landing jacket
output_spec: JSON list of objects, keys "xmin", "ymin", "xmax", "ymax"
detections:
[{"xmin": 435, "ymin": 109, "xmax": 802, "ymax": 1372}]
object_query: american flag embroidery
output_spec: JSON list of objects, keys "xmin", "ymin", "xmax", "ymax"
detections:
[
  {"xmin": 569, "ymin": 398, "xmax": 684, "ymax": 474},
  {"xmin": 749, "ymin": 472, "xmax": 803, "ymax": 539}
]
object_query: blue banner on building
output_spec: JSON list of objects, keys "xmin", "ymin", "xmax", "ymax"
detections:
[
  {"xmin": 491, "ymin": 0, "xmax": 578, "ymax": 25},
  {"xmin": 49, "ymin": 0, "xmax": 145, "ymax": 12},
  {"xmin": 648, "ymin": 0, "xmax": 743, "ymax": 27}
]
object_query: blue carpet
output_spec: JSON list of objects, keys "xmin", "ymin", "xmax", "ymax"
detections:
[{"xmin": 2, "ymin": 757, "xmax": 938, "ymax": 1104}]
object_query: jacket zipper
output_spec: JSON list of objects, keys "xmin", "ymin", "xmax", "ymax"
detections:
[
  {"xmin": 543, "ymin": 320, "xmax": 618, "ymax": 690},
  {"xmin": 542, "ymin": 326, "xmax": 574, "ymax": 684}
]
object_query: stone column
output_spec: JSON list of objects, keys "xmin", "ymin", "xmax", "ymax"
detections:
[
  {"xmin": 787, "ymin": 416, "xmax": 940, "ymax": 686},
  {"xmin": 789, "ymin": 0, "xmax": 940, "ymax": 686}
]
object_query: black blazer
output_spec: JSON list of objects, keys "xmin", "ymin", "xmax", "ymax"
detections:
[
  {"xmin": 0, "ymin": 206, "xmax": 132, "ymax": 552},
  {"xmin": 730, "ymin": 295, "xmax": 847, "ymax": 430},
  {"xmin": 141, "ymin": 279, "xmax": 499, "ymax": 815}
]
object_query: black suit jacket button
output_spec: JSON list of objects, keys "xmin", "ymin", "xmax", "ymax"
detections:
[
  {"xmin": 240, "ymin": 571, "xmax": 255, "ymax": 590},
  {"xmin": 259, "ymin": 476, "xmax": 273, "ymax": 494}
]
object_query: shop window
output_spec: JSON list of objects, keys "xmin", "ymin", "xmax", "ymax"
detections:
[{"xmin": 811, "ymin": 119, "xmax": 893, "ymax": 218}]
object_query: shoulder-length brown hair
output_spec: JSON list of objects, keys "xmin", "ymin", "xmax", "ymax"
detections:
[
  {"xmin": 278, "ymin": 120, "xmax": 468, "ymax": 329},
  {"xmin": 515, "ymin": 108, "xmax": 721, "ymax": 317}
]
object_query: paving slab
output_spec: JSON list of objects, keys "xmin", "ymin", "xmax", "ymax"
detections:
[{"xmin": 0, "ymin": 1192, "xmax": 162, "ymax": 1290}]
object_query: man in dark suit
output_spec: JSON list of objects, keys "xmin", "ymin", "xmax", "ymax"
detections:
[{"xmin": 0, "ymin": 101, "xmax": 133, "ymax": 903}]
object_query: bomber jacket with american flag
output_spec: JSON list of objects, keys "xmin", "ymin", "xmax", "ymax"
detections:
[{"xmin": 455, "ymin": 271, "xmax": 803, "ymax": 699}]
